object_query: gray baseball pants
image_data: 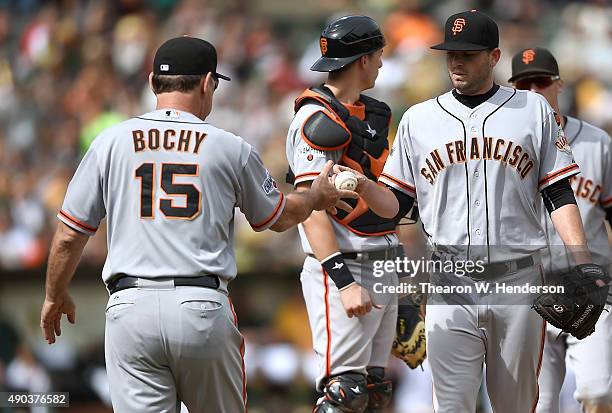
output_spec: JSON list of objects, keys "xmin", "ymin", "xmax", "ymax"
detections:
[
  {"xmin": 426, "ymin": 264, "xmax": 546, "ymax": 413},
  {"xmin": 104, "ymin": 283, "xmax": 246, "ymax": 413},
  {"xmin": 300, "ymin": 255, "xmax": 398, "ymax": 391}
]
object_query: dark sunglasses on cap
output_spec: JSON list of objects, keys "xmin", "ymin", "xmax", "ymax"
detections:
[{"xmin": 514, "ymin": 75, "xmax": 560, "ymax": 90}]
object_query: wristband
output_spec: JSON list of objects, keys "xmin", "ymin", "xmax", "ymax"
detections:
[{"xmin": 321, "ymin": 253, "xmax": 355, "ymax": 290}]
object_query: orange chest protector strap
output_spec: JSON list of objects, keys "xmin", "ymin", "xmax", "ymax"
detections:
[
  {"xmin": 292, "ymin": 85, "xmax": 391, "ymax": 181},
  {"xmin": 288, "ymin": 86, "xmax": 400, "ymax": 236}
]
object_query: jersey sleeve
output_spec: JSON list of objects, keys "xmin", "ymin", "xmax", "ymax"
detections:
[
  {"xmin": 600, "ymin": 132, "xmax": 612, "ymax": 209},
  {"xmin": 57, "ymin": 146, "xmax": 106, "ymax": 236},
  {"xmin": 379, "ymin": 113, "xmax": 417, "ymax": 197},
  {"xmin": 237, "ymin": 148, "xmax": 286, "ymax": 232},
  {"xmin": 290, "ymin": 122, "xmax": 343, "ymax": 186},
  {"xmin": 537, "ymin": 109, "xmax": 579, "ymax": 191}
]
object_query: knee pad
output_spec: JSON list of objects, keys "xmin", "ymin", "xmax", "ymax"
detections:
[
  {"xmin": 365, "ymin": 367, "xmax": 392, "ymax": 412},
  {"xmin": 313, "ymin": 372, "xmax": 369, "ymax": 413}
]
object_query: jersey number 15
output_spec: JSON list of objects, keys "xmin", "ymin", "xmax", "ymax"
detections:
[{"xmin": 135, "ymin": 163, "xmax": 201, "ymax": 220}]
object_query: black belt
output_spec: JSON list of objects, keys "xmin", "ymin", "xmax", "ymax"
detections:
[
  {"xmin": 107, "ymin": 274, "xmax": 220, "ymax": 295},
  {"xmin": 431, "ymin": 253, "xmax": 534, "ymax": 278},
  {"xmin": 341, "ymin": 245, "xmax": 404, "ymax": 261},
  {"xmin": 481, "ymin": 256, "xmax": 534, "ymax": 276}
]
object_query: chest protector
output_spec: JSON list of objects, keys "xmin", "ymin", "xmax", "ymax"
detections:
[{"xmin": 289, "ymin": 85, "xmax": 398, "ymax": 236}]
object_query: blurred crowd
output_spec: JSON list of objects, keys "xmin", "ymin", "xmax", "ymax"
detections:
[
  {"xmin": 0, "ymin": 0, "xmax": 610, "ymax": 270},
  {"xmin": 0, "ymin": 0, "xmax": 610, "ymax": 411}
]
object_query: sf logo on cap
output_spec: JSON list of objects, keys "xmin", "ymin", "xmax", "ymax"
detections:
[
  {"xmin": 522, "ymin": 49, "xmax": 536, "ymax": 64},
  {"xmin": 452, "ymin": 18, "xmax": 466, "ymax": 35},
  {"xmin": 320, "ymin": 38, "xmax": 328, "ymax": 55}
]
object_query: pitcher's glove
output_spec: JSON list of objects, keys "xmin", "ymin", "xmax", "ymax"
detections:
[
  {"xmin": 533, "ymin": 263, "xmax": 610, "ymax": 339},
  {"xmin": 391, "ymin": 297, "xmax": 426, "ymax": 369}
]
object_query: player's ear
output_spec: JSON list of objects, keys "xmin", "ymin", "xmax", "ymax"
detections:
[
  {"xmin": 556, "ymin": 78, "xmax": 564, "ymax": 94},
  {"xmin": 360, "ymin": 54, "xmax": 369, "ymax": 67},
  {"xmin": 201, "ymin": 73, "xmax": 210, "ymax": 94},
  {"xmin": 203, "ymin": 72, "xmax": 217, "ymax": 95},
  {"xmin": 489, "ymin": 48, "xmax": 501, "ymax": 67},
  {"xmin": 148, "ymin": 72, "xmax": 155, "ymax": 92}
]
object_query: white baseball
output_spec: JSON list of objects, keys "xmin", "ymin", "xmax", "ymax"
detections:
[{"xmin": 335, "ymin": 170, "xmax": 358, "ymax": 191}]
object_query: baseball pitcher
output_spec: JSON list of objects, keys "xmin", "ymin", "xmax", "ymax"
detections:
[{"xmin": 338, "ymin": 10, "xmax": 608, "ymax": 413}]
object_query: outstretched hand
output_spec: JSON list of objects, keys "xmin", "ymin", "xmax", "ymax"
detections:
[{"xmin": 311, "ymin": 161, "xmax": 359, "ymax": 214}]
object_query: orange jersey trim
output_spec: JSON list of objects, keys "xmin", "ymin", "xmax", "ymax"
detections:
[
  {"xmin": 239, "ymin": 338, "xmax": 247, "ymax": 411},
  {"xmin": 58, "ymin": 210, "xmax": 98, "ymax": 233},
  {"xmin": 294, "ymin": 172, "xmax": 320, "ymax": 182},
  {"xmin": 251, "ymin": 193, "xmax": 285, "ymax": 230},
  {"xmin": 323, "ymin": 267, "xmax": 332, "ymax": 377},
  {"xmin": 601, "ymin": 196, "xmax": 612, "ymax": 208},
  {"xmin": 229, "ymin": 299, "xmax": 248, "ymax": 412},
  {"xmin": 229, "ymin": 297, "xmax": 238, "ymax": 325},
  {"xmin": 538, "ymin": 164, "xmax": 579, "ymax": 187},
  {"xmin": 379, "ymin": 173, "xmax": 416, "ymax": 194},
  {"xmin": 530, "ymin": 319, "xmax": 547, "ymax": 413},
  {"xmin": 530, "ymin": 267, "xmax": 547, "ymax": 413}
]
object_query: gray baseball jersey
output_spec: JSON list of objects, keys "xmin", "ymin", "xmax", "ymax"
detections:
[
  {"xmin": 380, "ymin": 86, "xmax": 579, "ymax": 261},
  {"xmin": 286, "ymin": 102, "xmax": 399, "ymax": 253},
  {"xmin": 537, "ymin": 116, "xmax": 612, "ymax": 412},
  {"xmin": 541, "ymin": 116, "xmax": 612, "ymax": 266},
  {"xmin": 286, "ymin": 100, "xmax": 399, "ymax": 392},
  {"xmin": 379, "ymin": 86, "xmax": 578, "ymax": 413},
  {"xmin": 58, "ymin": 109, "xmax": 285, "ymax": 292}
]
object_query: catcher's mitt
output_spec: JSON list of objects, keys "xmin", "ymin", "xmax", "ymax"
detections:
[
  {"xmin": 533, "ymin": 263, "xmax": 610, "ymax": 339},
  {"xmin": 391, "ymin": 297, "xmax": 426, "ymax": 369}
]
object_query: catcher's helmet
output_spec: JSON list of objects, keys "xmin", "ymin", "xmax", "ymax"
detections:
[{"xmin": 311, "ymin": 15, "xmax": 385, "ymax": 72}]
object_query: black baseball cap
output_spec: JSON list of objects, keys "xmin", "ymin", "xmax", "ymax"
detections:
[
  {"xmin": 431, "ymin": 10, "xmax": 499, "ymax": 51},
  {"xmin": 508, "ymin": 47, "xmax": 559, "ymax": 82},
  {"xmin": 311, "ymin": 15, "xmax": 385, "ymax": 72},
  {"xmin": 153, "ymin": 36, "xmax": 231, "ymax": 81}
]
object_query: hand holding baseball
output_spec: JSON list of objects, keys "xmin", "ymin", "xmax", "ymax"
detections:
[
  {"xmin": 311, "ymin": 161, "xmax": 358, "ymax": 214},
  {"xmin": 332, "ymin": 164, "xmax": 369, "ymax": 195},
  {"xmin": 334, "ymin": 170, "xmax": 358, "ymax": 191}
]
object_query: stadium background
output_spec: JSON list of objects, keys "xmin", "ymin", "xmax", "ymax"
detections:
[{"xmin": 0, "ymin": 0, "xmax": 610, "ymax": 411}]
